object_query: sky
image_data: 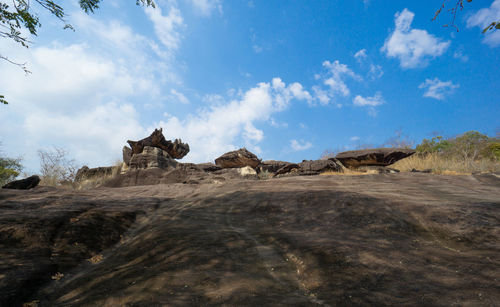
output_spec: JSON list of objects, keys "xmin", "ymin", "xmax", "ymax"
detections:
[{"xmin": 1, "ymin": 0, "xmax": 499, "ymax": 173}]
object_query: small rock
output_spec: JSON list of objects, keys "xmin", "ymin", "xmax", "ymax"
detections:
[{"xmin": 2, "ymin": 175, "xmax": 40, "ymax": 190}]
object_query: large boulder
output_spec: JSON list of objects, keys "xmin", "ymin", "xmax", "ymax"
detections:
[
  {"xmin": 258, "ymin": 160, "xmax": 294, "ymax": 173},
  {"xmin": 335, "ymin": 148, "xmax": 415, "ymax": 168},
  {"xmin": 2, "ymin": 175, "xmax": 40, "ymax": 190},
  {"xmin": 128, "ymin": 146, "xmax": 178, "ymax": 170},
  {"xmin": 299, "ymin": 159, "xmax": 343, "ymax": 175},
  {"xmin": 215, "ymin": 148, "xmax": 261, "ymax": 169},
  {"xmin": 75, "ymin": 166, "xmax": 116, "ymax": 182},
  {"xmin": 122, "ymin": 146, "xmax": 132, "ymax": 165},
  {"xmin": 127, "ymin": 128, "xmax": 189, "ymax": 159}
]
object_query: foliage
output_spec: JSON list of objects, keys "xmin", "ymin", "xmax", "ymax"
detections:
[
  {"xmin": 38, "ymin": 147, "xmax": 78, "ymax": 186},
  {"xmin": 416, "ymin": 131, "xmax": 500, "ymax": 163},
  {"xmin": 0, "ymin": 0, "xmax": 155, "ymax": 105},
  {"xmin": 383, "ymin": 129, "xmax": 414, "ymax": 149},
  {"xmin": 0, "ymin": 156, "xmax": 23, "ymax": 186}
]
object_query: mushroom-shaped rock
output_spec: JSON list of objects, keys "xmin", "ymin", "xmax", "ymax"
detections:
[
  {"xmin": 2, "ymin": 175, "xmax": 40, "ymax": 190},
  {"xmin": 127, "ymin": 128, "xmax": 189, "ymax": 159},
  {"xmin": 215, "ymin": 148, "xmax": 261, "ymax": 169},
  {"xmin": 335, "ymin": 148, "xmax": 415, "ymax": 168}
]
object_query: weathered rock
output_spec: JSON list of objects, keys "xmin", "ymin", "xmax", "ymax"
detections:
[
  {"xmin": 75, "ymin": 166, "xmax": 116, "ymax": 182},
  {"xmin": 2, "ymin": 175, "xmax": 40, "ymax": 190},
  {"xmin": 274, "ymin": 163, "xmax": 300, "ymax": 176},
  {"xmin": 215, "ymin": 148, "xmax": 261, "ymax": 169},
  {"xmin": 299, "ymin": 159, "xmax": 343, "ymax": 174},
  {"xmin": 258, "ymin": 160, "xmax": 293, "ymax": 173},
  {"xmin": 237, "ymin": 166, "xmax": 258, "ymax": 177},
  {"xmin": 123, "ymin": 146, "xmax": 132, "ymax": 165},
  {"xmin": 128, "ymin": 146, "xmax": 178, "ymax": 170},
  {"xmin": 127, "ymin": 128, "xmax": 190, "ymax": 159},
  {"xmin": 335, "ymin": 148, "xmax": 416, "ymax": 168},
  {"xmin": 196, "ymin": 163, "xmax": 222, "ymax": 172}
]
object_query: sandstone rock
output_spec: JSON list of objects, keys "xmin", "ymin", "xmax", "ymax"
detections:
[
  {"xmin": 355, "ymin": 166, "xmax": 400, "ymax": 174},
  {"xmin": 196, "ymin": 163, "xmax": 222, "ymax": 172},
  {"xmin": 123, "ymin": 146, "xmax": 132, "ymax": 165},
  {"xmin": 75, "ymin": 166, "xmax": 116, "ymax": 182},
  {"xmin": 258, "ymin": 160, "xmax": 293, "ymax": 173},
  {"xmin": 274, "ymin": 163, "xmax": 300, "ymax": 176},
  {"xmin": 299, "ymin": 159, "xmax": 343, "ymax": 174},
  {"xmin": 128, "ymin": 146, "xmax": 178, "ymax": 170},
  {"xmin": 127, "ymin": 128, "xmax": 190, "ymax": 159},
  {"xmin": 335, "ymin": 148, "xmax": 415, "ymax": 168},
  {"xmin": 238, "ymin": 166, "xmax": 258, "ymax": 177},
  {"xmin": 215, "ymin": 148, "xmax": 261, "ymax": 169},
  {"xmin": 2, "ymin": 175, "xmax": 40, "ymax": 190}
]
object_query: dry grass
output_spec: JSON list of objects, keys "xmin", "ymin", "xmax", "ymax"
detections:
[{"xmin": 392, "ymin": 153, "xmax": 500, "ymax": 174}]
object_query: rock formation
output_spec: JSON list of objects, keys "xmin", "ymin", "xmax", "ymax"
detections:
[
  {"xmin": 335, "ymin": 148, "xmax": 415, "ymax": 168},
  {"xmin": 2, "ymin": 175, "xmax": 40, "ymax": 190},
  {"xmin": 127, "ymin": 128, "xmax": 189, "ymax": 159},
  {"xmin": 215, "ymin": 148, "xmax": 261, "ymax": 169},
  {"xmin": 75, "ymin": 166, "xmax": 116, "ymax": 182},
  {"xmin": 258, "ymin": 160, "xmax": 294, "ymax": 173},
  {"xmin": 128, "ymin": 146, "xmax": 178, "ymax": 170}
]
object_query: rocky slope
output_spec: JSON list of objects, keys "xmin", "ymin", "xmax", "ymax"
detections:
[{"xmin": 1, "ymin": 172, "xmax": 499, "ymax": 306}]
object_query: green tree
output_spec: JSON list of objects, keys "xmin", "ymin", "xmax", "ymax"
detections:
[
  {"xmin": 0, "ymin": 146, "xmax": 23, "ymax": 185},
  {"xmin": 1, "ymin": 0, "xmax": 155, "ymax": 104}
]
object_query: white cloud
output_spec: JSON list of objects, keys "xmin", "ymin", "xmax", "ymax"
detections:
[
  {"xmin": 418, "ymin": 78, "xmax": 459, "ymax": 100},
  {"xmin": 312, "ymin": 86, "xmax": 330, "ymax": 106},
  {"xmin": 170, "ymin": 89, "xmax": 190, "ymax": 104},
  {"xmin": 353, "ymin": 92, "xmax": 385, "ymax": 106},
  {"xmin": 381, "ymin": 8, "xmax": 450, "ymax": 68},
  {"xmin": 350, "ymin": 136, "xmax": 360, "ymax": 141},
  {"xmin": 369, "ymin": 64, "xmax": 384, "ymax": 79},
  {"xmin": 322, "ymin": 60, "xmax": 361, "ymax": 97},
  {"xmin": 155, "ymin": 78, "xmax": 311, "ymax": 163},
  {"xmin": 354, "ymin": 49, "xmax": 367, "ymax": 61},
  {"xmin": 290, "ymin": 139, "xmax": 313, "ymax": 151},
  {"xmin": 190, "ymin": 0, "xmax": 222, "ymax": 16},
  {"xmin": 453, "ymin": 50, "xmax": 469, "ymax": 62},
  {"xmin": 145, "ymin": 4, "xmax": 184, "ymax": 53},
  {"xmin": 466, "ymin": 0, "xmax": 500, "ymax": 47},
  {"xmin": 253, "ymin": 44, "xmax": 263, "ymax": 53}
]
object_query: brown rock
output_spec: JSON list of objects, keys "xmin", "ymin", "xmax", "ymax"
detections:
[
  {"xmin": 75, "ymin": 166, "xmax": 116, "ymax": 182},
  {"xmin": 2, "ymin": 175, "xmax": 40, "ymax": 190},
  {"xmin": 299, "ymin": 159, "xmax": 343, "ymax": 174},
  {"xmin": 258, "ymin": 160, "xmax": 293, "ymax": 173},
  {"xmin": 215, "ymin": 148, "xmax": 261, "ymax": 169},
  {"xmin": 128, "ymin": 146, "xmax": 178, "ymax": 170},
  {"xmin": 123, "ymin": 146, "xmax": 132, "ymax": 165},
  {"xmin": 127, "ymin": 128, "xmax": 189, "ymax": 159},
  {"xmin": 335, "ymin": 148, "xmax": 415, "ymax": 168}
]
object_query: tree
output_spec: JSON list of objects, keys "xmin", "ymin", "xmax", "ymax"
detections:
[
  {"xmin": 433, "ymin": 0, "xmax": 500, "ymax": 32},
  {"xmin": 38, "ymin": 147, "xmax": 78, "ymax": 185},
  {"xmin": 0, "ymin": 0, "xmax": 155, "ymax": 104},
  {"xmin": 0, "ymin": 143, "xmax": 23, "ymax": 185}
]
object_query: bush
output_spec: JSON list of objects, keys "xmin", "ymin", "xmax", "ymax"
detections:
[{"xmin": 38, "ymin": 147, "xmax": 78, "ymax": 186}]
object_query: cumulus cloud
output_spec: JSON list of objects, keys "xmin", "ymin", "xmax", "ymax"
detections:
[
  {"xmin": 354, "ymin": 49, "xmax": 367, "ymax": 62},
  {"xmin": 381, "ymin": 8, "xmax": 450, "ymax": 68},
  {"xmin": 145, "ymin": 4, "xmax": 184, "ymax": 53},
  {"xmin": 369, "ymin": 64, "xmax": 384, "ymax": 79},
  {"xmin": 467, "ymin": 0, "xmax": 500, "ymax": 47},
  {"xmin": 155, "ymin": 78, "xmax": 312, "ymax": 163},
  {"xmin": 190, "ymin": 0, "xmax": 222, "ymax": 16},
  {"xmin": 290, "ymin": 140, "xmax": 313, "ymax": 151},
  {"xmin": 353, "ymin": 92, "xmax": 385, "ymax": 107},
  {"xmin": 322, "ymin": 60, "xmax": 361, "ymax": 97},
  {"xmin": 418, "ymin": 78, "xmax": 459, "ymax": 100}
]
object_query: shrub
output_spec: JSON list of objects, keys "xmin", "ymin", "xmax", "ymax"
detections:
[
  {"xmin": 38, "ymin": 147, "xmax": 78, "ymax": 186},
  {"xmin": 0, "ymin": 156, "xmax": 23, "ymax": 186}
]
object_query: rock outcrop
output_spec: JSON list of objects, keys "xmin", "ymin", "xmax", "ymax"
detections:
[
  {"xmin": 2, "ymin": 175, "xmax": 40, "ymax": 190},
  {"xmin": 335, "ymin": 148, "xmax": 415, "ymax": 168},
  {"xmin": 298, "ymin": 159, "xmax": 343, "ymax": 175},
  {"xmin": 258, "ymin": 160, "xmax": 294, "ymax": 173},
  {"xmin": 75, "ymin": 166, "xmax": 116, "ymax": 182},
  {"xmin": 215, "ymin": 148, "xmax": 261, "ymax": 169},
  {"xmin": 128, "ymin": 146, "xmax": 178, "ymax": 170},
  {"xmin": 127, "ymin": 128, "xmax": 189, "ymax": 159}
]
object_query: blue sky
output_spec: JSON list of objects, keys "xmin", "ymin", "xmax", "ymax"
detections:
[{"xmin": 1, "ymin": 0, "xmax": 499, "ymax": 172}]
